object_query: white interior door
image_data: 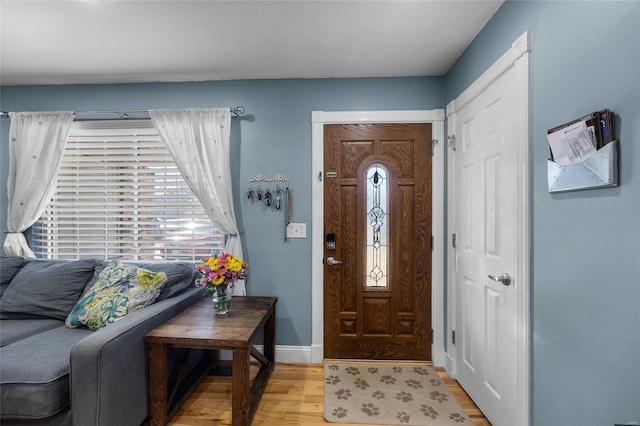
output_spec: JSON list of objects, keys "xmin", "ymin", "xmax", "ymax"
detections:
[{"xmin": 453, "ymin": 61, "xmax": 522, "ymax": 425}]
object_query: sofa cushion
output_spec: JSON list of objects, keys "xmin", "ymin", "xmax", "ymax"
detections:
[
  {"xmin": 0, "ymin": 259, "xmax": 96, "ymax": 321},
  {"xmin": 0, "ymin": 326, "xmax": 93, "ymax": 419},
  {"xmin": 0, "ymin": 256, "xmax": 29, "ymax": 298},
  {"xmin": 138, "ymin": 261, "xmax": 195, "ymax": 301},
  {"xmin": 92, "ymin": 260, "xmax": 195, "ymax": 301},
  {"xmin": 66, "ymin": 260, "xmax": 168, "ymax": 330},
  {"xmin": 0, "ymin": 319, "xmax": 65, "ymax": 347}
]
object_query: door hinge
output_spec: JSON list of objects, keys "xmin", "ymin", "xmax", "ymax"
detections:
[
  {"xmin": 431, "ymin": 329, "xmax": 434, "ymax": 344},
  {"xmin": 431, "ymin": 235, "xmax": 434, "ymax": 250},
  {"xmin": 452, "ymin": 330, "xmax": 456, "ymax": 345},
  {"xmin": 448, "ymin": 134, "xmax": 456, "ymax": 151},
  {"xmin": 452, "ymin": 233, "xmax": 456, "ymax": 248}
]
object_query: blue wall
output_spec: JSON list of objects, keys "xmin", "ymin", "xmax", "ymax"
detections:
[
  {"xmin": 2, "ymin": 2, "xmax": 639, "ymax": 424},
  {"xmin": 0, "ymin": 77, "xmax": 444, "ymax": 347},
  {"xmin": 445, "ymin": 1, "xmax": 640, "ymax": 425}
]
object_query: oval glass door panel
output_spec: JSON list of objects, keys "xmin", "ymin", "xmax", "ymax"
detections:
[{"xmin": 366, "ymin": 164, "xmax": 388, "ymax": 288}]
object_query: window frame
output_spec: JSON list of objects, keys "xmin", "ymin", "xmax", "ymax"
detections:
[{"xmin": 32, "ymin": 119, "xmax": 224, "ymax": 261}]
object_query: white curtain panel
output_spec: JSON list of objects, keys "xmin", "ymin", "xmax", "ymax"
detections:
[
  {"xmin": 149, "ymin": 108, "xmax": 246, "ymax": 295},
  {"xmin": 3, "ymin": 111, "xmax": 74, "ymax": 257}
]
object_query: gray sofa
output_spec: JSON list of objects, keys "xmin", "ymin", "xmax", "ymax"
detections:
[{"xmin": 0, "ymin": 256, "xmax": 204, "ymax": 426}]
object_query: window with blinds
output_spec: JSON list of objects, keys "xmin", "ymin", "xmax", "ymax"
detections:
[{"xmin": 33, "ymin": 120, "xmax": 224, "ymax": 261}]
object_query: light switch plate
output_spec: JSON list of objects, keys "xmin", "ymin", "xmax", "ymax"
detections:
[{"xmin": 286, "ymin": 223, "xmax": 307, "ymax": 239}]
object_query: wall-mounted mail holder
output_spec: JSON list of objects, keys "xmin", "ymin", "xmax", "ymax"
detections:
[
  {"xmin": 547, "ymin": 140, "xmax": 618, "ymax": 193},
  {"xmin": 547, "ymin": 108, "xmax": 618, "ymax": 193}
]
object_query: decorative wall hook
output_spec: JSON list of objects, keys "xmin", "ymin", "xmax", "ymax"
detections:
[{"xmin": 247, "ymin": 174, "xmax": 290, "ymax": 211}]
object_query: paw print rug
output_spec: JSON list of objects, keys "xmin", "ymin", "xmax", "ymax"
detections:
[{"xmin": 324, "ymin": 361, "xmax": 472, "ymax": 425}]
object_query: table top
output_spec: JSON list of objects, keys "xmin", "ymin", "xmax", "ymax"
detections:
[{"xmin": 144, "ymin": 296, "xmax": 277, "ymax": 349}]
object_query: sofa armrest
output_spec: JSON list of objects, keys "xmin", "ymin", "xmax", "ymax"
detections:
[{"xmin": 69, "ymin": 287, "xmax": 203, "ymax": 426}]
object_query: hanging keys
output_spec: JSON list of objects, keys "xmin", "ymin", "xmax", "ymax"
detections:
[
  {"xmin": 247, "ymin": 183, "xmax": 254, "ymax": 201},
  {"xmin": 264, "ymin": 188, "xmax": 272, "ymax": 207},
  {"xmin": 247, "ymin": 174, "xmax": 288, "ymax": 213},
  {"xmin": 274, "ymin": 187, "xmax": 282, "ymax": 210}
]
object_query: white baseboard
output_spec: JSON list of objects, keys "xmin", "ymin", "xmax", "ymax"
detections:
[
  {"xmin": 432, "ymin": 346, "xmax": 447, "ymax": 368},
  {"xmin": 311, "ymin": 344, "xmax": 323, "ymax": 363},
  {"xmin": 274, "ymin": 345, "xmax": 313, "ymax": 363},
  {"xmin": 220, "ymin": 345, "xmax": 451, "ymax": 369},
  {"xmin": 218, "ymin": 345, "xmax": 314, "ymax": 363},
  {"xmin": 442, "ymin": 351, "xmax": 455, "ymax": 379}
]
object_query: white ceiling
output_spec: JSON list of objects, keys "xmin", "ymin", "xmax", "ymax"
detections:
[{"xmin": 0, "ymin": 0, "xmax": 503, "ymax": 86}]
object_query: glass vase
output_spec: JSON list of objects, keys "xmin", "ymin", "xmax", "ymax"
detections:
[{"xmin": 211, "ymin": 284, "xmax": 232, "ymax": 315}]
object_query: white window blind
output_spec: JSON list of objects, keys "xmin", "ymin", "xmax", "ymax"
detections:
[{"xmin": 33, "ymin": 120, "xmax": 224, "ymax": 261}]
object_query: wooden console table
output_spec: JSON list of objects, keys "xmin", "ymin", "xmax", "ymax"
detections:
[{"xmin": 144, "ymin": 296, "xmax": 277, "ymax": 426}]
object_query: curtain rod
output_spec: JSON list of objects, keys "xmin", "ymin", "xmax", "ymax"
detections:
[{"xmin": 0, "ymin": 107, "xmax": 245, "ymax": 120}]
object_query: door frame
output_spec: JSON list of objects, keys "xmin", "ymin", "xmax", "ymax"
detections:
[
  {"xmin": 446, "ymin": 31, "xmax": 530, "ymax": 425},
  {"xmin": 311, "ymin": 109, "xmax": 445, "ymax": 364}
]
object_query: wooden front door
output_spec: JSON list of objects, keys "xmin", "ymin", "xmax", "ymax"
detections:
[{"xmin": 323, "ymin": 123, "xmax": 432, "ymax": 360}]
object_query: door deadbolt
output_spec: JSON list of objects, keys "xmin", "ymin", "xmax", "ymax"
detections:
[{"xmin": 326, "ymin": 233, "xmax": 336, "ymax": 250}]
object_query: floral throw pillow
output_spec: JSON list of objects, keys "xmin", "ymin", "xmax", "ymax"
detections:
[{"xmin": 66, "ymin": 260, "xmax": 168, "ymax": 330}]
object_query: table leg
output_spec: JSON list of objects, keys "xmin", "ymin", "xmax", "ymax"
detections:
[
  {"xmin": 232, "ymin": 348, "xmax": 251, "ymax": 426},
  {"xmin": 147, "ymin": 342, "xmax": 168, "ymax": 426},
  {"xmin": 264, "ymin": 307, "xmax": 276, "ymax": 364}
]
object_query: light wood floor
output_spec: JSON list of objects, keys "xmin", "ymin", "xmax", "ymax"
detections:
[{"xmin": 169, "ymin": 362, "xmax": 491, "ymax": 425}]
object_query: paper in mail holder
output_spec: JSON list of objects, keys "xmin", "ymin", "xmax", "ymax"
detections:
[{"xmin": 548, "ymin": 140, "xmax": 618, "ymax": 193}]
